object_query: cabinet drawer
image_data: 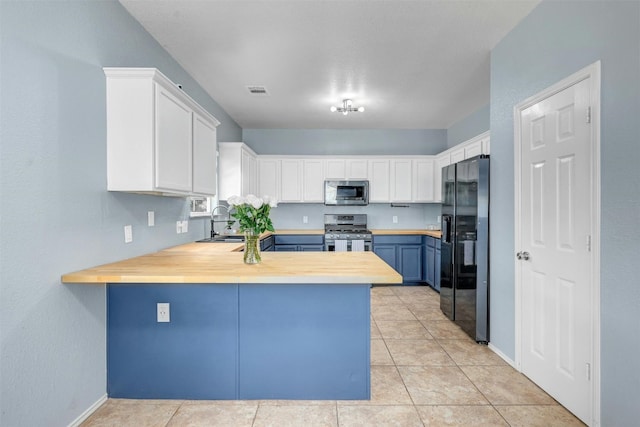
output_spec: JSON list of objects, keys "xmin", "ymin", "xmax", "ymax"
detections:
[
  {"xmin": 373, "ymin": 235, "xmax": 422, "ymax": 245},
  {"xmin": 274, "ymin": 235, "xmax": 324, "ymax": 245}
]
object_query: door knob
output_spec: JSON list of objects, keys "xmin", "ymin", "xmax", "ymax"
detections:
[{"xmin": 516, "ymin": 251, "xmax": 530, "ymax": 261}]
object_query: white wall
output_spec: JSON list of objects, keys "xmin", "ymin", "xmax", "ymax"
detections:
[{"xmin": 0, "ymin": 1, "xmax": 239, "ymax": 425}]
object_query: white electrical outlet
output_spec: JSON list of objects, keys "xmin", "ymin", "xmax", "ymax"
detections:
[
  {"xmin": 176, "ymin": 221, "xmax": 182, "ymax": 234},
  {"xmin": 157, "ymin": 303, "xmax": 170, "ymax": 322},
  {"xmin": 392, "ymin": 216, "xmax": 398, "ymax": 224},
  {"xmin": 124, "ymin": 225, "xmax": 133, "ymax": 243},
  {"xmin": 303, "ymin": 216, "xmax": 308, "ymax": 224},
  {"xmin": 437, "ymin": 215, "xmax": 441, "ymax": 223},
  {"xmin": 148, "ymin": 211, "xmax": 155, "ymax": 227},
  {"xmin": 181, "ymin": 220, "xmax": 188, "ymax": 233}
]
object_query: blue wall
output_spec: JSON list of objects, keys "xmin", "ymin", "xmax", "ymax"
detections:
[
  {"xmin": 490, "ymin": 1, "xmax": 640, "ymax": 424},
  {"xmin": 242, "ymin": 128, "xmax": 447, "ymax": 155},
  {"xmin": 0, "ymin": 1, "xmax": 239, "ymax": 425},
  {"xmin": 446, "ymin": 104, "xmax": 490, "ymax": 148}
]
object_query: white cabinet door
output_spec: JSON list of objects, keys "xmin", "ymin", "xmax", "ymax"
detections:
[
  {"xmin": 368, "ymin": 159, "xmax": 390, "ymax": 202},
  {"xmin": 464, "ymin": 139, "xmax": 483, "ymax": 159},
  {"xmin": 390, "ymin": 159, "xmax": 413, "ymax": 202},
  {"xmin": 280, "ymin": 159, "xmax": 303, "ymax": 202},
  {"xmin": 155, "ymin": 85, "xmax": 192, "ymax": 192},
  {"xmin": 303, "ymin": 159, "xmax": 324, "ymax": 202},
  {"xmin": 241, "ymin": 147, "xmax": 257, "ymax": 196},
  {"xmin": 258, "ymin": 158, "xmax": 280, "ymax": 200},
  {"xmin": 347, "ymin": 159, "xmax": 368, "ymax": 179},
  {"xmin": 325, "ymin": 159, "xmax": 346, "ymax": 180},
  {"xmin": 434, "ymin": 153, "xmax": 451, "ymax": 202},
  {"xmin": 192, "ymin": 113, "xmax": 217, "ymax": 196},
  {"xmin": 412, "ymin": 158, "xmax": 435, "ymax": 202}
]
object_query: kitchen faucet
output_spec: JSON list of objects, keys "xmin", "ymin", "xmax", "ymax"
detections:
[{"xmin": 210, "ymin": 205, "xmax": 231, "ymax": 238}]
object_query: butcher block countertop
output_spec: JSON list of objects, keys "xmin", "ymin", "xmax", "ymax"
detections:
[{"xmin": 61, "ymin": 242, "xmax": 402, "ymax": 285}]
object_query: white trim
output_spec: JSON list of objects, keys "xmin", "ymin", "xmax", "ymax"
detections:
[
  {"xmin": 67, "ymin": 394, "xmax": 107, "ymax": 427},
  {"xmin": 513, "ymin": 60, "xmax": 601, "ymax": 427},
  {"xmin": 488, "ymin": 343, "xmax": 516, "ymax": 368}
]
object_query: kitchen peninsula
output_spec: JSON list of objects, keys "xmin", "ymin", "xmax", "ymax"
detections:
[{"xmin": 62, "ymin": 242, "xmax": 401, "ymax": 401}]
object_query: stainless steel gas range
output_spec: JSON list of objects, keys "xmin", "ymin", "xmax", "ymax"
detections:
[{"xmin": 324, "ymin": 214, "xmax": 372, "ymax": 252}]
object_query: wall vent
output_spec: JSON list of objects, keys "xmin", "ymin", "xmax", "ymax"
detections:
[{"xmin": 247, "ymin": 86, "xmax": 269, "ymax": 95}]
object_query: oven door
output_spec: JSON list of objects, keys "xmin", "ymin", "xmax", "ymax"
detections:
[{"xmin": 325, "ymin": 240, "xmax": 372, "ymax": 252}]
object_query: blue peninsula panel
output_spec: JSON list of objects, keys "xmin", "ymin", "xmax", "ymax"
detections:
[
  {"xmin": 107, "ymin": 284, "xmax": 239, "ymax": 399},
  {"xmin": 238, "ymin": 284, "xmax": 370, "ymax": 400}
]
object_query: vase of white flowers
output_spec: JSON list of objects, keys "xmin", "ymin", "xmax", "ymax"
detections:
[{"xmin": 227, "ymin": 194, "xmax": 277, "ymax": 264}]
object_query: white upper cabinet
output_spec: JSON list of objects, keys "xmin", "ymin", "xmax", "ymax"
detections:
[
  {"xmin": 464, "ymin": 139, "xmax": 483, "ymax": 158},
  {"xmin": 450, "ymin": 147, "xmax": 465, "ymax": 164},
  {"xmin": 325, "ymin": 159, "xmax": 346, "ymax": 180},
  {"xmin": 412, "ymin": 158, "xmax": 435, "ymax": 202},
  {"xmin": 104, "ymin": 68, "xmax": 219, "ymax": 196},
  {"xmin": 390, "ymin": 159, "xmax": 413, "ymax": 202},
  {"xmin": 218, "ymin": 142, "xmax": 257, "ymax": 200},
  {"xmin": 324, "ymin": 158, "xmax": 368, "ymax": 180},
  {"xmin": 280, "ymin": 159, "xmax": 303, "ymax": 202},
  {"xmin": 368, "ymin": 159, "xmax": 390, "ymax": 202},
  {"xmin": 192, "ymin": 113, "xmax": 218, "ymax": 195},
  {"xmin": 434, "ymin": 153, "xmax": 451, "ymax": 203},
  {"xmin": 257, "ymin": 158, "xmax": 280, "ymax": 200},
  {"xmin": 346, "ymin": 159, "xmax": 368, "ymax": 179},
  {"xmin": 303, "ymin": 159, "xmax": 325, "ymax": 202}
]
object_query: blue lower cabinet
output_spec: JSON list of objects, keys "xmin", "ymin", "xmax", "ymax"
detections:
[
  {"xmin": 274, "ymin": 234, "xmax": 324, "ymax": 252},
  {"xmin": 373, "ymin": 235, "xmax": 424, "ymax": 284},
  {"xmin": 434, "ymin": 240, "xmax": 441, "ymax": 292},
  {"xmin": 373, "ymin": 245, "xmax": 397, "ymax": 270},
  {"xmin": 260, "ymin": 235, "xmax": 275, "ymax": 251},
  {"xmin": 399, "ymin": 245, "xmax": 423, "ymax": 282},
  {"xmin": 107, "ymin": 284, "xmax": 238, "ymax": 399},
  {"xmin": 424, "ymin": 237, "xmax": 436, "ymax": 286}
]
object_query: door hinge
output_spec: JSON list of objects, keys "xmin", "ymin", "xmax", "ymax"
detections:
[
  {"xmin": 586, "ymin": 363, "xmax": 591, "ymax": 381},
  {"xmin": 586, "ymin": 106, "xmax": 591, "ymax": 123},
  {"xmin": 586, "ymin": 235, "xmax": 592, "ymax": 252}
]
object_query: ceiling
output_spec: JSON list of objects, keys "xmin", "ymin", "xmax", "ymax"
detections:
[{"xmin": 120, "ymin": 0, "xmax": 540, "ymax": 130}]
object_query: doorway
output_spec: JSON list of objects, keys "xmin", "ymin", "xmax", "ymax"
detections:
[{"xmin": 514, "ymin": 61, "xmax": 601, "ymax": 426}]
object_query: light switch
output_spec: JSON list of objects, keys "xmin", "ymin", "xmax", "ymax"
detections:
[
  {"xmin": 303, "ymin": 216, "xmax": 308, "ymax": 224},
  {"xmin": 176, "ymin": 221, "xmax": 182, "ymax": 234},
  {"xmin": 181, "ymin": 220, "xmax": 189, "ymax": 232},
  {"xmin": 148, "ymin": 211, "xmax": 155, "ymax": 227},
  {"xmin": 392, "ymin": 216, "xmax": 398, "ymax": 224}
]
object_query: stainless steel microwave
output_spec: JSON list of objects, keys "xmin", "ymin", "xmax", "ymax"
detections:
[{"xmin": 324, "ymin": 180, "xmax": 369, "ymax": 206}]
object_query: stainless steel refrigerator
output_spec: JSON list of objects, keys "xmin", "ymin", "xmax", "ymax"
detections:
[{"xmin": 440, "ymin": 155, "xmax": 489, "ymax": 343}]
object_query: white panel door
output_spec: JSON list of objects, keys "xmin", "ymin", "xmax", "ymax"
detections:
[
  {"xmin": 303, "ymin": 159, "xmax": 324, "ymax": 202},
  {"xmin": 412, "ymin": 158, "xmax": 435, "ymax": 202},
  {"xmin": 258, "ymin": 158, "xmax": 280, "ymax": 201},
  {"xmin": 519, "ymin": 78, "xmax": 592, "ymax": 423},
  {"xmin": 192, "ymin": 113, "xmax": 217, "ymax": 196},
  {"xmin": 390, "ymin": 159, "xmax": 412, "ymax": 202},
  {"xmin": 155, "ymin": 85, "xmax": 192, "ymax": 191},
  {"xmin": 280, "ymin": 159, "xmax": 303, "ymax": 202},
  {"xmin": 346, "ymin": 159, "xmax": 368, "ymax": 179},
  {"xmin": 368, "ymin": 159, "xmax": 390, "ymax": 202},
  {"xmin": 325, "ymin": 159, "xmax": 346, "ymax": 179}
]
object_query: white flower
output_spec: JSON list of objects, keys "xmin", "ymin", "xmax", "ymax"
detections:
[
  {"xmin": 246, "ymin": 194, "xmax": 264, "ymax": 209},
  {"xmin": 262, "ymin": 195, "xmax": 278, "ymax": 208},
  {"xmin": 227, "ymin": 195, "xmax": 246, "ymax": 207}
]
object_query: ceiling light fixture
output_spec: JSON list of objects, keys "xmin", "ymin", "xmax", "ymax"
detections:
[{"xmin": 330, "ymin": 99, "xmax": 364, "ymax": 115}]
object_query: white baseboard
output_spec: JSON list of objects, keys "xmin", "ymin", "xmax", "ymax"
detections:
[
  {"xmin": 68, "ymin": 394, "xmax": 107, "ymax": 427},
  {"xmin": 488, "ymin": 343, "xmax": 517, "ymax": 368}
]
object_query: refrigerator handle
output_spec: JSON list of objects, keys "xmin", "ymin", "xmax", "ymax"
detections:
[{"xmin": 442, "ymin": 215, "xmax": 452, "ymax": 243}]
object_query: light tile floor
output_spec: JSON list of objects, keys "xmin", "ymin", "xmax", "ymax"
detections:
[{"xmin": 82, "ymin": 285, "xmax": 585, "ymax": 426}]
